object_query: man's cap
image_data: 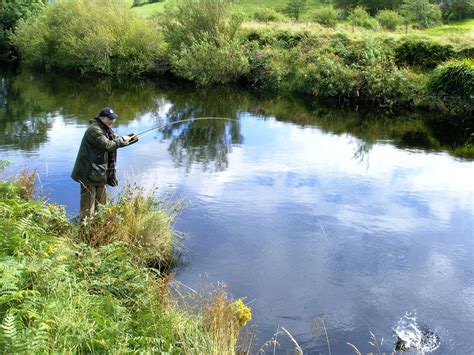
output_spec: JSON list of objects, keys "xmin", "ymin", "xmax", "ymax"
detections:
[{"xmin": 99, "ymin": 107, "xmax": 118, "ymax": 120}]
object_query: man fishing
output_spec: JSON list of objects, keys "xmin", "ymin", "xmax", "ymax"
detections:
[{"xmin": 71, "ymin": 107, "xmax": 138, "ymax": 220}]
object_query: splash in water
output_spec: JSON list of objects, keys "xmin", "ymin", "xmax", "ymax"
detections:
[{"xmin": 394, "ymin": 312, "xmax": 440, "ymax": 353}]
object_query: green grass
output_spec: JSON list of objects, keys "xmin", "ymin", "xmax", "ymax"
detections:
[
  {"xmin": 0, "ymin": 174, "xmax": 248, "ymax": 353},
  {"xmin": 424, "ymin": 18, "xmax": 474, "ymax": 35},
  {"xmin": 132, "ymin": 1, "xmax": 164, "ymax": 16},
  {"xmin": 131, "ymin": 0, "xmax": 325, "ymax": 18}
]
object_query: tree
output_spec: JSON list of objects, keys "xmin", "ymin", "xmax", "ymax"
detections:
[
  {"xmin": 282, "ymin": 0, "xmax": 307, "ymax": 21},
  {"xmin": 376, "ymin": 9, "xmax": 403, "ymax": 31},
  {"xmin": 402, "ymin": 0, "xmax": 441, "ymax": 28},
  {"xmin": 313, "ymin": 6, "xmax": 338, "ymax": 27},
  {"xmin": 0, "ymin": 0, "xmax": 47, "ymax": 61},
  {"xmin": 438, "ymin": 0, "xmax": 474, "ymax": 21},
  {"xmin": 333, "ymin": 0, "xmax": 403, "ymax": 15},
  {"xmin": 348, "ymin": 6, "xmax": 370, "ymax": 28}
]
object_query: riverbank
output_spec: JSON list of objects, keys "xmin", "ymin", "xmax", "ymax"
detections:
[
  {"xmin": 0, "ymin": 170, "xmax": 250, "ymax": 353},
  {"xmin": 5, "ymin": 0, "xmax": 473, "ymax": 119}
]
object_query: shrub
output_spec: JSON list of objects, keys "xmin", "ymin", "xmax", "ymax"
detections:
[
  {"xmin": 171, "ymin": 35, "xmax": 249, "ymax": 85},
  {"xmin": 394, "ymin": 38, "xmax": 455, "ymax": 69},
  {"xmin": 312, "ymin": 6, "xmax": 338, "ymax": 28},
  {"xmin": 246, "ymin": 46, "xmax": 293, "ymax": 91},
  {"xmin": 340, "ymin": 37, "xmax": 393, "ymax": 68},
  {"xmin": 458, "ymin": 46, "xmax": 474, "ymax": 59},
  {"xmin": 10, "ymin": 0, "xmax": 164, "ymax": 76},
  {"xmin": 348, "ymin": 6, "xmax": 370, "ymax": 27},
  {"xmin": 253, "ymin": 6, "xmax": 287, "ymax": 23},
  {"xmin": 162, "ymin": 0, "xmax": 243, "ymax": 51},
  {"xmin": 282, "ymin": 0, "xmax": 308, "ymax": 21},
  {"xmin": 401, "ymin": 0, "xmax": 442, "ymax": 29},
  {"xmin": 376, "ymin": 10, "xmax": 403, "ymax": 31},
  {"xmin": 360, "ymin": 65, "xmax": 418, "ymax": 107},
  {"xmin": 162, "ymin": 0, "xmax": 248, "ymax": 85},
  {"xmin": 426, "ymin": 59, "xmax": 474, "ymax": 115},
  {"xmin": 0, "ymin": 0, "xmax": 46, "ymax": 61},
  {"xmin": 441, "ymin": 0, "xmax": 474, "ymax": 21},
  {"xmin": 293, "ymin": 56, "xmax": 360, "ymax": 101}
]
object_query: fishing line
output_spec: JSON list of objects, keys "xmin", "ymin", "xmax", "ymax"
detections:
[{"xmin": 134, "ymin": 117, "xmax": 241, "ymax": 140}]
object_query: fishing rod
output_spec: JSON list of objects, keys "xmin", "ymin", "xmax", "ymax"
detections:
[{"xmin": 131, "ymin": 117, "xmax": 241, "ymax": 141}]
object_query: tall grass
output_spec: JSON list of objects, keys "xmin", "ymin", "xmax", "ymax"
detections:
[
  {"xmin": 0, "ymin": 173, "xmax": 251, "ymax": 353},
  {"xmin": 78, "ymin": 184, "xmax": 176, "ymax": 269},
  {"xmin": 11, "ymin": 0, "xmax": 165, "ymax": 76}
]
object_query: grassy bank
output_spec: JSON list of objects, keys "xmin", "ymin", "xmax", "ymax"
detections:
[
  {"xmin": 6, "ymin": 0, "xmax": 474, "ymax": 118},
  {"xmin": 0, "ymin": 172, "xmax": 250, "ymax": 353}
]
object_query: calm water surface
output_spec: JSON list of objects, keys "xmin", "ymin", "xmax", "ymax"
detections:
[{"xmin": 1, "ymin": 68, "xmax": 473, "ymax": 354}]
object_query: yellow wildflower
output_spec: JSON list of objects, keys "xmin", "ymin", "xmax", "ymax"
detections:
[
  {"xmin": 46, "ymin": 245, "xmax": 57, "ymax": 254},
  {"xmin": 233, "ymin": 298, "xmax": 252, "ymax": 327}
]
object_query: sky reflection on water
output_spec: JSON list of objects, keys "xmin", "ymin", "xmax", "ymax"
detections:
[{"xmin": 1, "ymin": 69, "xmax": 473, "ymax": 353}]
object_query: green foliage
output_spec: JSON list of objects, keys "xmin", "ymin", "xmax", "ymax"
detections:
[
  {"xmin": 376, "ymin": 10, "xmax": 403, "ymax": 31},
  {"xmin": 426, "ymin": 59, "xmax": 474, "ymax": 115},
  {"xmin": 246, "ymin": 46, "xmax": 293, "ymax": 91},
  {"xmin": 348, "ymin": 6, "xmax": 380, "ymax": 30},
  {"xmin": 333, "ymin": 0, "xmax": 404, "ymax": 15},
  {"xmin": 0, "ymin": 0, "xmax": 46, "ymax": 61},
  {"xmin": 359, "ymin": 65, "xmax": 419, "ymax": 106},
  {"xmin": 162, "ymin": 0, "xmax": 243, "ymax": 51},
  {"xmin": 394, "ymin": 38, "xmax": 455, "ymax": 69},
  {"xmin": 440, "ymin": 0, "xmax": 474, "ymax": 21},
  {"xmin": 162, "ymin": 0, "xmax": 249, "ymax": 85},
  {"xmin": 171, "ymin": 35, "xmax": 250, "ymax": 86},
  {"xmin": 253, "ymin": 6, "xmax": 288, "ymax": 23},
  {"xmin": 0, "ymin": 161, "xmax": 12, "ymax": 174},
  {"xmin": 10, "ymin": 0, "xmax": 164, "ymax": 76},
  {"xmin": 282, "ymin": 0, "xmax": 308, "ymax": 21},
  {"xmin": 294, "ymin": 57, "xmax": 360, "ymax": 100},
  {"xmin": 401, "ymin": 0, "xmax": 442, "ymax": 28},
  {"xmin": 0, "ymin": 180, "xmax": 233, "ymax": 353},
  {"xmin": 312, "ymin": 6, "xmax": 338, "ymax": 27}
]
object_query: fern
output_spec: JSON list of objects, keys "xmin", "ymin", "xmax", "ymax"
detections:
[
  {"xmin": 0, "ymin": 311, "xmax": 26, "ymax": 353},
  {"xmin": 30, "ymin": 322, "xmax": 50, "ymax": 353}
]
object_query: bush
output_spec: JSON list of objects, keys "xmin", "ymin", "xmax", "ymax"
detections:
[
  {"xmin": 162, "ymin": 0, "xmax": 248, "ymax": 85},
  {"xmin": 401, "ymin": 0, "xmax": 442, "ymax": 29},
  {"xmin": 293, "ymin": 56, "xmax": 360, "ymax": 101},
  {"xmin": 252, "ymin": 6, "xmax": 287, "ymax": 23},
  {"xmin": 426, "ymin": 59, "xmax": 474, "ymax": 115},
  {"xmin": 10, "ymin": 0, "xmax": 164, "ymax": 76},
  {"xmin": 282, "ymin": 0, "xmax": 308, "ymax": 21},
  {"xmin": 376, "ymin": 10, "xmax": 403, "ymax": 31},
  {"xmin": 360, "ymin": 65, "xmax": 418, "ymax": 106},
  {"xmin": 171, "ymin": 35, "xmax": 249, "ymax": 85},
  {"xmin": 312, "ymin": 6, "xmax": 338, "ymax": 28},
  {"xmin": 0, "ymin": 0, "xmax": 46, "ymax": 61},
  {"xmin": 246, "ymin": 46, "xmax": 292, "ymax": 91},
  {"xmin": 440, "ymin": 0, "xmax": 474, "ymax": 21},
  {"xmin": 162, "ymin": 0, "xmax": 243, "ymax": 51},
  {"xmin": 348, "ymin": 6, "xmax": 368, "ymax": 27},
  {"xmin": 340, "ymin": 36, "xmax": 393, "ymax": 68},
  {"xmin": 394, "ymin": 38, "xmax": 456, "ymax": 69}
]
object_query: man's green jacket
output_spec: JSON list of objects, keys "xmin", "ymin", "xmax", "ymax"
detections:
[{"xmin": 71, "ymin": 119, "xmax": 128, "ymax": 186}]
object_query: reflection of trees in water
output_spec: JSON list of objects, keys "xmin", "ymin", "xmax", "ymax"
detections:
[
  {"xmin": 252, "ymin": 97, "xmax": 473, "ymax": 160},
  {"xmin": 159, "ymin": 86, "xmax": 246, "ymax": 172},
  {"xmin": 0, "ymin": 74, "xmax": 53, "ymax": 150},
  {"xmin": 0, "ymin": 68, "xmax": 161, "ymax": 151},
  {"xmin": 1, "ymin": 67, "xmax": 470, "ymax": 160}
]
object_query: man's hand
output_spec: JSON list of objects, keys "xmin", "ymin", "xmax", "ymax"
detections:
[{"xmin": 123, "ymin": 133, "xmax": 139, "ymax": 143}]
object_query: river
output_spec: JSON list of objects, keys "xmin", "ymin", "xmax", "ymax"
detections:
[{"xmin": 1, "ymin": 67, "xmax": 473, "ymax": 354}]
